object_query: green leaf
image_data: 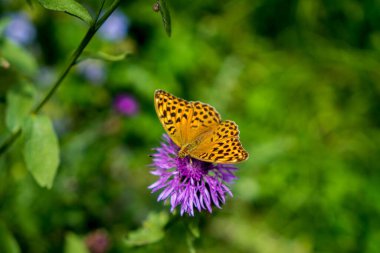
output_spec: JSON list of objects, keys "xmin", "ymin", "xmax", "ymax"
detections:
[
  {"xmin": 0, "ymin": 40, "xmax": 38, "ymax": 77},
  {"xmin": 125, "ymin": 212, "xmax": 169, "ymax": 246},
  {"xmin": 64, "ymin": 233, "xmax": 89, "ymax": 253},
  {"xmin": 0, "ymin": 221, "xmax": 21, "ymax": 253},
  {"xmin": 80, "ymin": 51, "xmax": 131, "ymax": 62},
  {"xmin": 6, "ymin": 82, "xmax": 36, "ymax": 132},
  {"xmin": 158, "ymin": 0, "xmax": 172, "ymax": 37},
  {"xmin": 23, "ymin": 115, "xmax": 60, "ymax": 189},
  {"xmin": 37, "ymin": 0, "xmax": 93, "ymax": 25}
]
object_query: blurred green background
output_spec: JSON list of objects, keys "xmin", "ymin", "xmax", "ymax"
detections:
[{"xmin": 1, "ymin": 0, "xmax": 380, "ymax": 252}]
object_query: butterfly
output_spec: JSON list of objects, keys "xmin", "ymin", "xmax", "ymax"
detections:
[{"xmin": 154, "ymin": 89, "xmax": 249, "ymax": 164}]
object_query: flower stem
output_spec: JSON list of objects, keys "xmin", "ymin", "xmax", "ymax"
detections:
[{"xmin": 0, "ymin": 0, "xmax": 121, "ymax": 156}]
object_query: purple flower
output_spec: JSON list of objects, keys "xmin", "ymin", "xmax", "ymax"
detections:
[
  {"xmin": 4, "ymin": 12, "xmax": 36, "ymax": 45},
  {"xmin": 149, "ymin": 134, "xmax": 238, "ymax": 216},
  {"xmin": 113, "ymin": 94, "xmax": 139, "ymax": 116},
  {"xmin": 98, "ymin": 10, "xmax": 129, "ymax": 41}
]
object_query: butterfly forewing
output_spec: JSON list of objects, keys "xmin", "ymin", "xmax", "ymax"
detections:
[{"xmin": 154, "ymin": 90, "xmax": 192, "ymax": 146}]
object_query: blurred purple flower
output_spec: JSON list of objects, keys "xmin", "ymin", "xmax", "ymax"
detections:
[
  {"xmin": 149, "ymin": 134, "xmax": 237, "ymax": 216},
  {"xmin": 77, "ymin": 60, "xmax": 106, "ymax": 84},
  {"xmin": 85, "ymin": 230, "xmax": 109, "ymax": 253},
  {"xmin": 113, "ymin": 93, "xmax": 139, "ymax": 116},
  {"xmin": 4, "ymin": 12, "xmax": 36, "ymax": 45},
  {"xmin": 99, "ymin": 10, "xmax": 129, "ymax": 41}
]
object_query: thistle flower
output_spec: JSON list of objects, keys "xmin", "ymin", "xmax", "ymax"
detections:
[{"xmin": 149, "ymin": 134, "xmax": 237, "ymax": 216}]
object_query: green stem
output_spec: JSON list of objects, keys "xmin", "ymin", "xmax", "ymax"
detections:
[
  {"xmin": 32, "ymin": 26, "xmax": 95, "ymax": 113},
  {"xmin": 0, "ymin": 0, "xmax": 121, "ymax": 155},
  {"xmin": 0, "ymin": 129, "xmax": 21, "ymax": 154}
]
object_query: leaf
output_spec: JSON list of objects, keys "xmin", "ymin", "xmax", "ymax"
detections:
[
  {"xmin": 125, "ymin": 212, "xmax": 169, "ymax": 246},
  {"xmin": 64, "ymin": 233, "xmax": 89, "ymax": 253},
  {"xmin": 6, "ymin": 82, "xmax": 36, "ymax": 132},
  {"xmin": 0, "ymin": 221, "xmax": 21, "ymax": 253},
  {"xmin": 0, "ymin": 40, "xmax": 38, "ymax": 77},
  {"xmin": 158, "ymin": 0, "xmax": 172, "ymax": 37},
  {"xmin": 23, "ymin": 115, "xmax": 60, "ymax": 189},
  {"xmin": 80, "ymin": 51, "xmax": 131, "ymax": 62},
  {"xmin": 37, "ymin": 0, "xmax": 93, "ymax": 25}
]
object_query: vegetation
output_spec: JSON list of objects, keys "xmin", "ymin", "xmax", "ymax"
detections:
[{"xmin": 0, "ymin": 0, "xmax": 379, "ymax": 252}]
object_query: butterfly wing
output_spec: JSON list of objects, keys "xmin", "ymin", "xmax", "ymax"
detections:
[
  {"xmin": 154, "ymin": 89, "xmax": 193, "ymax": 147},
  {"xmin": 155, "ymin": 90, "xmax": 222, "ymax": 147},
  {"xmin": 189, "ymin": 120, "xmax": 249, "ymax": 164}
]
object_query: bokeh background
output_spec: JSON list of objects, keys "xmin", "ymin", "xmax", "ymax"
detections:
[{"xmin": 1, "ymin": 0, "xmax": 380, "ymax": 252}]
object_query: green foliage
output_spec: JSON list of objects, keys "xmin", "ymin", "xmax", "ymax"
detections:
[
  {"xmin": 158, "ymin": 0, "xmax": 172, "ymax": 37},
  {"xmin": 37, "ymin": 0, "xmax": 93, "ymax": 25},
  {"xmin": 64, "ymin": 233, "xmax": 89, "ymax": 253},
  {"xmin": 0, "ymin": 0, "xmax": 380, "ymax": 252},
  {"xmin": 81, "ymin": 50, "xmax": 130, "ymax": 62},
  {"xmin": 6, "ymin": 82, "xmax": 36, "ymax": 132},
  {"xmin": 0, "ymin": 40, "xmax": 38, "ymax": 77},
  {"xmin": 125, "ymin": 212, "xmax": 169, "ymax": 246},
  {"xmin": 22, "ymin": 115, "xmax": 60, "ymax": 188},
  {"xmin": 0, "ymin": 221, "xmax": 20, "ymax": 253}
]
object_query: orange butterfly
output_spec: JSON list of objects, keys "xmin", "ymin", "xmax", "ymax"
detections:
[{"xmin": 154, "ymin": 90, "xmax": 248, "ymax": 164}]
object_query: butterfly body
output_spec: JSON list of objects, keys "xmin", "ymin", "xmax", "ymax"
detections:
[
  {"xmin": 154, "ymin": 89, "xmax": 249, "ymax": 164},
  {"xmin": 178, "ymin": 129, "xmax": 211, "ymax": 158}
]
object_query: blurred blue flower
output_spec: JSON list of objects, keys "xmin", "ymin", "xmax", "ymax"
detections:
[
  {"xmin": 98, "ymin": 10, "xmax": 129, "ymax": 41},
  {"xmin": 36, "ymin": 66, "xmax": 56, "ymax": 87},
  {"xmin": 77, "ymin": 60, "xmax": 106, "ymax": 85},
  {"xmin": 149, "ymin": 134, "xmax": 237, "ymax": 216},
  {"xmin": 4, "ymin": 12, "xmax": 36, "ymax": 45},
  {"xmin": 113, "ymin": 93, "xmax": 139, "ymax": 116}
]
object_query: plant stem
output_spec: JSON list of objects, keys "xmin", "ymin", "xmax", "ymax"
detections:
[
  {"xmin": 32, "ymin": 26, "xmax": 95, "ymax": 114},
  {"xmin": 0, "ymin": 129, "xmax": 21, "ymax": 154},
  {"xmin": 0, "ymin": 0, "xmax": 121, "ymax": 156}
]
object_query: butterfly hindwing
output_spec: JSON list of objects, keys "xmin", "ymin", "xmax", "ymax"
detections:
[{"xmin": 190, "ymin": 120, "xmax": 249, "ymax": 163}]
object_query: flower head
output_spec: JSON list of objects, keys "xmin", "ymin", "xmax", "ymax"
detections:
[
  {"xmin": 149, "ymin": 134, "xmax": 237, "ymax": 216},
  {"xmin": 113, "ymin": 93, "xmax": 139, "ymax": 116}
]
